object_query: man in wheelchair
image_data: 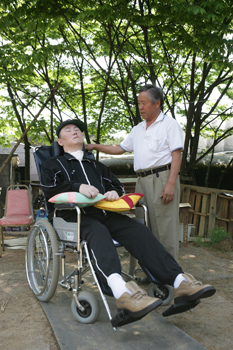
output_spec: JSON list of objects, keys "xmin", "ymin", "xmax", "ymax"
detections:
[{"xmin": 40, "ymin": 119, "xmax": 216, "ymax": 323}]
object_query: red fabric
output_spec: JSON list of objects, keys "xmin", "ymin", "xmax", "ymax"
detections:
[
  {"xmin": 0, "ymin": 189, "xmax": 33, "ymax": 227},
  {"xmin": 0, "ymin": 215, "xmax": 33, "ymax": 225},
  {"xmin": 119, "ymin": 194, "xmax": 134, "ymax": 208},
  {"xmin": 6, "ymin": 190, "xmax": 31, "ymax": 216}
]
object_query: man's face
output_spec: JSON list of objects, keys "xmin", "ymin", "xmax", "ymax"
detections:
[
  {"xmin": 58, "ymin": 124, "xmax": 84, "ymax": 151},
  {"xmin": 138, "ymin": 91, "xmax": 160, "ymax": 122}
]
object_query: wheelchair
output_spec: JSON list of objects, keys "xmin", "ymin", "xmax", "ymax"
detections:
[{"xmin": 25, "ymin": 142, "xmax": 199, "ymax": 329}]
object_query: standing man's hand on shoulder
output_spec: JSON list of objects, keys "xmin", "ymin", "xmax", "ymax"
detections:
[
  {"xmin": 85, "ymin": 144, "xmax": 95, "ymax": 151},
  {"xmin": 85, "ymin": 143, "xmax": 125, "ymax": 155}
]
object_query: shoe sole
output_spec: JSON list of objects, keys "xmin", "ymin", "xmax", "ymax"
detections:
[
  {"xmin": 118, "ymin": 299, "xmax": 162, "ymax": 318},
  {"xmin": 163, "ymin": 299, "xmax": 201, "ymax": 317},
  {"xmin": 111, "ymin": 309, "xmax": 145, "ymax": 328},
  {"xmin": 174, "ymin": 286, "xmax": 216, "ymax": 304}
]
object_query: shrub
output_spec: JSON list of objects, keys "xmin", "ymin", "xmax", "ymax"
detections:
[{"xmin": 210, "ymin": 227, "xmax": 230, "ymax": 244}]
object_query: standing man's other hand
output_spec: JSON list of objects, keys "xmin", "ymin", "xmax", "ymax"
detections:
[{"xmin": 160, "ymin": 183, "xmax": 175, "ymax": 204}]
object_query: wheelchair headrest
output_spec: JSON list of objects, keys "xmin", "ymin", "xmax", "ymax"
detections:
[
  {"xmin": 34, "ymin": 141, "xmax": 95, "ymax": 181},
  {"xmin": 51, "ymin": 141, "xmax": 64, "ymax": 156},
  {"xmin": 50, "ymin": 142, "xmax": 93, "ymax": 159}
]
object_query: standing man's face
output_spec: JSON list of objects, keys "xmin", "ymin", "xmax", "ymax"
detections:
[
  {"xmin": 138, "ymin": 91, "xmax": 160, "ymax": 123},
  {"xmin": 58, "ymin": 124, "xmax": 84, "ymax": 152}
]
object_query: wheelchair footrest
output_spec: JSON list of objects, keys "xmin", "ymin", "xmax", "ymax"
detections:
[
  {"xmin": 111, "ymin": 309, "xmax": 144, "ymax": 328},
  {"xmin": 162, "ymin": 299, "xmax": 201, "ymax": 317}
]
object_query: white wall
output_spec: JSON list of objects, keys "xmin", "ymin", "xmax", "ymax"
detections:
[{"xmin": 0, "ymin": 143, "xmax": 39, "ymax": 182}]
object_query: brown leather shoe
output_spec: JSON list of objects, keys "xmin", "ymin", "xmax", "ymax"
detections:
[
  {"xmin": 116, "ymin": 281, "xmax": 162, "ymax": 318},
  {"xmin": 174, "ymin": 273, "xmax": 216, "ymax": 304}
]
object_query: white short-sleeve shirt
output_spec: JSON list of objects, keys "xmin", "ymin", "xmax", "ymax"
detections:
[{"xmin": 120, "ymin": 112, "xmax": 184, "ymax": 171}]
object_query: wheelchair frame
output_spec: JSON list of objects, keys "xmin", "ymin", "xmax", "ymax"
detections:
[
  {"xmin": 25, "ymin": 200, "xmax": 175, "ymax": 329},
  {"xmin": 26, "ymin": 141, "xmax": 201, "ymax": 329}
]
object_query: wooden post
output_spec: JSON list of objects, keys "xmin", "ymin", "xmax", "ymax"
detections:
[
  {"xmin": 179, "ymin": 203, "xmax": 191, "ymax": 247},
  {"xmin": 199, "ymin": 194, "xmax": 209, "ymax": 237},
  {"xmin": 208, "ymin": 192, "xmax": 217, "ymax": 237},
  {"xmin": 193, "ymin": 193, "xmax": 202, "ymax": 235},
  {"xmin": 219, "ymin": 195, "xmax": 229, "ymax": 230},
  {"xmin": 180, "ymin": 187, "xmax": 191, "ymax": 223}
]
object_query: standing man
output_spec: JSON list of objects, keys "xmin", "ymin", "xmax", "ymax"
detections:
[{"xmin": 86, "ymin": 84, "xmax": 183, "ymax": 261}]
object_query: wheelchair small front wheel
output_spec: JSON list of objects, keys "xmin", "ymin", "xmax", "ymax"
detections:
[
  {"xmin": 71, "ymin": 291, "xmax": 100, "ymax": 324},
  {"xmin": 147, "ymin": 283, "xmax": 173, "ymax": 306}
]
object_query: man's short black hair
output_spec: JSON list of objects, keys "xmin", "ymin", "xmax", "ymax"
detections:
[{"xmin": 139, "ymin": 84, "xmax": 164, "ymax": 111}]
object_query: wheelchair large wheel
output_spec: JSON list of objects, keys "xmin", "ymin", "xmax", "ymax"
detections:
[
  {"xmin": 71, "ymin": 291, "xmax": 100, "ymax": 324},
  {"xmin": 147, "ymin": 283, "xmax": 174, "ymax": 306},
  {"xmin": 26, "ymin": 219, "xmax": 60, "ymax": 302}
]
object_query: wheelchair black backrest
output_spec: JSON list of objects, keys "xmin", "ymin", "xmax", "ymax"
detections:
[{"xmin": 34, "ymin": 141, "xmax": 95, "ymax": 181}]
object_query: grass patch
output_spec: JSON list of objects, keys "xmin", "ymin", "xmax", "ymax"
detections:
[
  {"xmin": 210, "ymin": 227, "xmax": 230, "ymax": 244},
  {"xmin": 193, "ymin": 227, "xmax": 231, "ymax": 249}
]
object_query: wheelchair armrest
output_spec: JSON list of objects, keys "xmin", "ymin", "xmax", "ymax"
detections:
[
  {"xmin": 54, "ymin": 203, "xmax": 77, "ymax": 209},
  {"xmin": 48, "ymin": 203, "xmax": 80, "ymax": 222},
  {"xmin": 134, "ymin": 200, "xmax": 148, "ymax": 227},
  {"xmin": 135, "ymin": 199, "xmax": 144, "ymax": 207}
]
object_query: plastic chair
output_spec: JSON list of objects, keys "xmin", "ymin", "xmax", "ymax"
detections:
[{"xmin": 0, "ymin": 185, "xmax": 34, "ymax": 253}]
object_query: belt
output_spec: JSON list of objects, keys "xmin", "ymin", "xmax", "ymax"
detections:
[{"xmin": 136, "ymin": 164, "xmax": 171, "ymax": 178}]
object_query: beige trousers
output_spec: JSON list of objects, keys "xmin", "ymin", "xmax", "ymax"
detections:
[{"xmin": 135, "ymin": 169, "xmax": 180, "ymax": 261}]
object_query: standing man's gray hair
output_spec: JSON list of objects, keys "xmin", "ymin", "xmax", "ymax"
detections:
[{"xmin": 139, "ymin": 84, "xmax": 164, "ymax": 111}]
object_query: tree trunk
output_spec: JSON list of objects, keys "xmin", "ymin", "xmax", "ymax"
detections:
[
  {"xmin": 180, "ymin": 53, "xmax": 196, "ymax": 177},
  {"xmin": 24, "ymin": 137, "xmax": 31, "ymax": 183}
]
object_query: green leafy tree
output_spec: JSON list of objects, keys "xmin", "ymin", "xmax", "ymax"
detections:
[{"xmin": 0, "ymin": 0, "xmax": 233, "ymax": 186}]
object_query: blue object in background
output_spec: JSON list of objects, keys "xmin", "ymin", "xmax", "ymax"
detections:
[{"xmin": 35, "ymin": 208, "xmax": 48, "ymax": 222}]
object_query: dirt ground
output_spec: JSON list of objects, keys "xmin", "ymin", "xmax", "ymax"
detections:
[{"xmin": 0, "ymin": 238, "xmax": 233, "ymax": 350}]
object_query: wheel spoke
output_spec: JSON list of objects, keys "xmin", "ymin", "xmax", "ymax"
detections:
[{"xmin": 26, "ymin": 219, "xmax": 59, "ymax": 301}]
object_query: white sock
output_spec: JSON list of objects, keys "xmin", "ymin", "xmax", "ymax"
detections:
[
  {"xmin": 173, "ymin": 273, "xmax": 188, "ymax": 289},
  {"xmin": 107, "ymin": 273, "xmax": 132, "ymax": 299}
]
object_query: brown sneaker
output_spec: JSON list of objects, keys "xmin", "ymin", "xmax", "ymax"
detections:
[
  {"xmin": 174, "ymin": 273, "xmax": 216, "ymax": 304},
  {"xmin": 116, "ymin": 281, "xmax": 162, "ymax": 318}
]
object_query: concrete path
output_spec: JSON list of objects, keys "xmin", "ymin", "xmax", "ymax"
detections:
[
  {"xmin": 41, "ymin": 281, "xmax": 207, "ymax": 350},
  {"xmin": 5, "ymin": 238, "xmax": 207, "ymax": 349}
]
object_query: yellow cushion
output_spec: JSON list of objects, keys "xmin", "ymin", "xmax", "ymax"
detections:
[{"xmin": 94, "ymin": 193, "xmax": 144, "ymax": 212}]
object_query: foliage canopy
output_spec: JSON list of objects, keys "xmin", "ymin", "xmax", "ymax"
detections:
[{"xmin": 0, "ymin": 0, "xmax": 233, "ymax": 182}]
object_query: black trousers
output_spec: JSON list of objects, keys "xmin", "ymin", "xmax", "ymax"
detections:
[{"xmin": 76, "ymin": 209, "xmax": 183, "ymax": 286}]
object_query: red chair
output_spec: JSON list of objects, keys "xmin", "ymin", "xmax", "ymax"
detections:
[{"xmin": 0, "ymin": 185, "xmax": 34, "ymax": 256}]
